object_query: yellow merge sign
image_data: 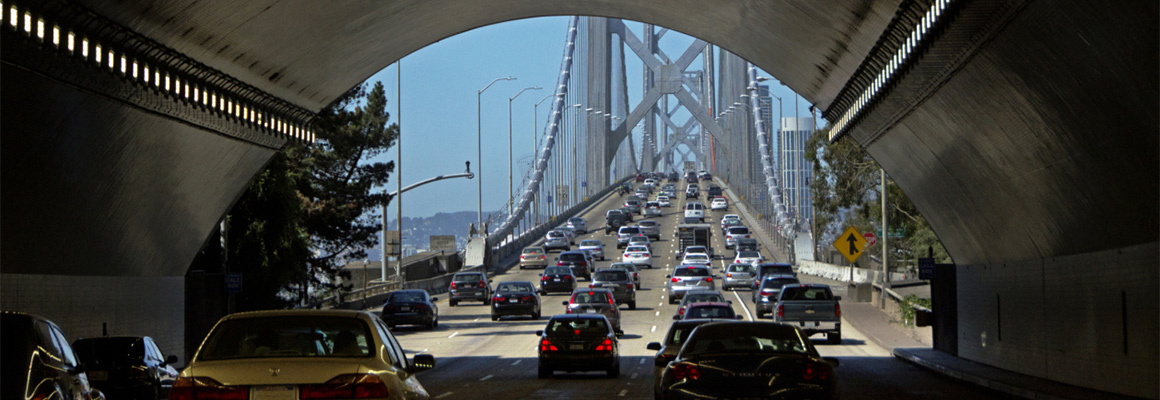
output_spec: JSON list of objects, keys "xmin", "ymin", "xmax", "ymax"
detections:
[{"xmin": 832, "ymin": 226, "xmax": 868, "ymax": 263}]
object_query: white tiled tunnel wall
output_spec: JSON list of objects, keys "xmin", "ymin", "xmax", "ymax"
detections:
[
  {"xmin": 1, "ymin": 273, "xmax": 185, "ymax": 365},
  {"xmin": 956, "ymin": 242, "xmax": 1158, "ymax": 398}
]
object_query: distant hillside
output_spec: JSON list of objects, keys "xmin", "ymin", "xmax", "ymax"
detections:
[{"xmin": 364, "ymin": 211, "xmax": 497, "ymax": 261}]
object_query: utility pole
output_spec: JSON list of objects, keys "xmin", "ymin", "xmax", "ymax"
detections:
[
  {"xmin": 396, "ymin": 60, "xmax": 402, "ymax": 284},
  {"xmin": 880, "ymin": 168, "xmax": 889, "ymax": 309}
]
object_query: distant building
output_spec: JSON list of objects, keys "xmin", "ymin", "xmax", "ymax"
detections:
[{"xmin": 779, "ymin": 117, "xmax": 814, "ymax": 228}]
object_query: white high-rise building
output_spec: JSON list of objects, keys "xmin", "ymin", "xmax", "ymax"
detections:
[{"xmin": 779, "ymin": 117, "xmax": 814, "ymax": 229}]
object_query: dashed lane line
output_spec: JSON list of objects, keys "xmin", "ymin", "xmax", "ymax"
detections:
[
  {"xmin": 511, "ymin": 359, "xmax": 522, "ymax": 366},
  {"xmin": 618, "ymin": 389, "xmax": 629, "ymax": 397},
  {"xmin": 435, "ymin": 392, "xmax": 454, "ymax": 399},
  {"xmin": 651, "ymin": 325, "xmax": 657, "ymax": 332},
  {"xmin": 733, "ymin": 290, "xmax": 754, "ymax": 321},
  {"xmin": 479, "ymin": 375, "xmax": 493, "ymax": 381},
  {"xmin": 448, "ymin": 332, "xmax": 459, "ymax": 339}
]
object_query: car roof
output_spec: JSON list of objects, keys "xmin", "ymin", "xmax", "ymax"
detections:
[
  {"xmin": 687, "ymin": 301, "xmax": 733, "ymax": 308},
  {"xmin": 580, "ymin": 240, "xmax": 601, "ymax": 245},
  {"xmin": 548, "ymin": 314, "xmax": 608, "ymax": 321},
  {"xmin": 219, "ymin": 309, "xmax": 369, "ymax": 321},
  {"xmin": 571, "ymin": 288, "xmax": 613, "ymax": 294}
]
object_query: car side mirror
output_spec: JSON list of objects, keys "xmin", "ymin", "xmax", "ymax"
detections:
[
  {"xmin": 409, "ymin": 354, "xmax": 436, "ymax": 372},
  {"xmin": 164, "ymin": 355, "xmax": 178, "ymax": 366},
  {"xmin": 672, "ymin": 315, "xmax": 681, "ymax": 320},
  {"xmin": 727, "ymin": 300, "xmax": 733, "ymax": 304},
  {"xmin": 834, "ymin": 296, "xmax": 842, "ymax": 301},
  {"xmin": 562, "ymin": 301, "xmax": 570, "ymax": 306},
  {"xmin": 646, "ymin": 342, "xmax": 662, "ymax": 351},
  {"xmin": 615, "ymin": 330, "xmax": 624, "ymax": 337},
  {"xmin": 665, "ymin": 275, "xmax": 672, "ymax": 278},
  {"xmin": 430, "ymin": 297, "xmax": 439, "ymax": 302},
  {"xmin": 535, "ymin": 330, "xmax": 544, "ymax": 336},
  {"xmin": 823, "ymin": 357, "xmax": 840, "ymax": 367},
  {"xmin": 488, "ymin": 279, "xmax": 493, "ymax": 283}
]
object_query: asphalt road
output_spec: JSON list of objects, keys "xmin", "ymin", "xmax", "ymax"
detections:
[{"xmin": 385, "ymin": 183, "xmax": 1005, "ymax": 399}]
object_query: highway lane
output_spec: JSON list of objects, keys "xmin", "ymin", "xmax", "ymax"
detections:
[{"xmin": 385, "ymin": 182, "xmax": 1003, "ymax": 399}]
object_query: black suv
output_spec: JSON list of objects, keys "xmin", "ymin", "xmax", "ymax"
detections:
[
  {"xmin": 605, "ymin": 210, "xmax": 627, "ymax": 234},
  {"xmin": 72, "ymin": 336, "xmax": 180, "ymax": 399},
  {"xmin": 449, "ymin": 271, "xmax": 493, "ymax": 306},
  {"xmin": 707, "ymin": 185, "xmax": 723, "ymax": 197}
]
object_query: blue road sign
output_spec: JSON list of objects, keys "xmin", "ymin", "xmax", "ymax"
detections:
[
  {"xmin": 225, "ymin": 272, "xmax": 243, "ymax": 294},
  {"xmin": 918, "ymin": 258, "xmax": 935, "ymax": 280}
]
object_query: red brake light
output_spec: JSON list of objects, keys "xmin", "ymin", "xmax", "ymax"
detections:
[
  {"xmin": 705, "ymin": 277, "xmax": 713, "ymax": 282},
  {"xmin": 521, "ymin": 296, "xmax": 535, "ymax": 302},
  {"xmin": 671, "ymin": 277, "xmax": 679, "ymax": 282},
  {"xmin": 608, "ymin": 296, "xmax": 615, "ymax": 306},
  {"xmin": 557, "ymin": 262, "xmax": 566, "ymax": 266},
  {"xmin": 761, "ymin": 290, "xmax": 772, "ymax": 296},
  {"xmin": 626, "ymin": 283, "xmax": 635, "ymax": 290},
  {"xmin": 802, "ymin": 363, "xmax": 832, "ymax": 380},
  {"xmin": 300, "ymin": 374, "xmax": 389, "ymax": 399},
  {"xmin": 170, "ymin": 377, "xmax": 247, "ymax": 400},
  {"xmin": 493, "ymin": 295, "xmax": 504, "ymax": 302},
  {"xmin": 563, "ymin": 275, "xmax": 573, "ymax": 280},
  {"xmin": 449, "ymin": 282, "xmax": 457, "ymax": 289},
  {"xmin": 835, "ymin": 303, "xmax": 841, "ymax": 318},
  {"xmin": 595, "ymin": 338, "xmax": 614, "ymax": 351},
  {"xmin": 541, "ymin": 275, "xmax": 550, "ymax": 281},
  {"xmin": 726, "ymin": 273, "xmax": 733, "ymax": 278},
  {"xmin": 540, "ymin": 338, "xmax": 559, "ymax": 352},
  {"xmin": 777, "ymin": 304, "xmax": 785, "ymax": 318},
  {"xmin": 672, "ymin": 363, "xmax": 702, "ymax": 381}
]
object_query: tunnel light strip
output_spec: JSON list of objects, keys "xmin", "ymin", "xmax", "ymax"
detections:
[
  {"xmin": 4, "ymin": 2, "xmax": 316, "ymax": 144},
  {"xmin": 829, "ymin": 0, "xmax": 952, "ymax": 142}
]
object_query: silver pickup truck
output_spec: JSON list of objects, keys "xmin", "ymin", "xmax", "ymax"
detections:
[{"xmin": 773, "ymin": 284, "xmax": 842, "ymax": 344}]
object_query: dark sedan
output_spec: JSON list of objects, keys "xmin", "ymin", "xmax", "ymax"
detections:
[
  {"xmin": 658, "ymin": 322, "xmax": 839, "ymax": 400},
  {"xmin": 646, "ymin": 319, "xmax": 719, "ymax": 398},
  {"xmin": 380, "ymin": 289, "xmax": 439, "ymax": 329},
  {"xmin": 536, "ymin": 314, "xmax": 622, "ymax": 379},
  {"xmin": 72, "ymin": 336, "xmax": 179, "ymax": 400},
  {"xmin": 540, "ymin": 266, "xmax": 578, "ymax": 294},
  {"xmin": 492, "ymin": 281, "xmax": 542, "ymax": 320}
]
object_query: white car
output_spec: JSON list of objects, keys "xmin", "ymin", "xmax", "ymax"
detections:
[
  {"xmin": 733, "ymin": 250, "xmax": 763, "ymax": 265},
  {"xmin": 684, "ymin": 245, "xmax": 712, "ymax": 258},
  {"xmin": 627, "ymin": 235, "xmax": 652, "ymax": 251},
  {"xmin": 719, "ymin": 214, "xmax": 740, "ymax": 225},
  {"xmin": 725, "ymin": 226, "xmax": 751, "ymax": 249},
  {"xmin": 175, "ymin": 309, "xmax": 436, "ymax": 400},
  {"xmin": 579, "ymin": 239, "xmax": 606, "ymax": 261},
  {"xmin": 643, "ymin": 202, "xmax": 663, "ymax": 217},
  {"xmin": 622, "ymin": 245, "xmax": 653, "ymax": 268},
  {"xmin": 681, "ymin": 253, "xmax": 712, "ymax": 269},
  {"xmin": 684, "ymin": 201, "xmax": 705, "ymax": 222},
  {"xmin": 657, "ymin": 196, "xmax": 671, "ymax": 207},
  {"xmin": 710, "ymin": 197, "xmax": 728, "ymax": 211}
]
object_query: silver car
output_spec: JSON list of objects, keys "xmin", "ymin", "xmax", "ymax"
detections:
[
  {"xmin": 589, "ymin": 269, "xmax": 637, "ymax": 309},
  {"xmin": 680, "ymin": 253, "xmax": 712, "ymax": 269},
  {"xmin": 643, "ymin": 202, "xmax": 663, "ymax": 217},
  {"xmin": 566, "ymin": 217, "xmax": 588, "ymax": 234},
  {"xmin": 723, "ymin": 263, "xmax": 757, "ymax": 290},
  {"xmin": 579, "ymin": 239, "xmax": 606, "ymax": 261},
  {"xmin": 732, "ymin": 251, "xmax": 763, "ymax": 265},
  {"xmin": 666, "ymin": 266, "xmax": 717, "ymax": 304},
  {"xmin": 176, "ymin": 309, "xmax": 435, "ymax": 400},
  {"xmin": 637, "ymin": 220, "xmax": 661, "ymax": 240},
  {"xmin": 616, "ymin": 226, "xmax": 641, "ymax": 248}
]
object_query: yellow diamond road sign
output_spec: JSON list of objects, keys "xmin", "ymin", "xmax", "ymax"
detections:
[{"xmin": 832, "ymin": 226, "xmax": 868, "ymax": 263}]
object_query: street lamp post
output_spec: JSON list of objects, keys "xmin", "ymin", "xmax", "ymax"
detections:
[
  {"xmin": 534, "ymin": 94, "xmax": 556, "ymax": 226},
  {"xmin": 478, "ymin": 76, "xmax": 516, "ymax": 232},
  {"xmin": 508, "ymin": 86, "xmax": 542, "ymax": 223}
]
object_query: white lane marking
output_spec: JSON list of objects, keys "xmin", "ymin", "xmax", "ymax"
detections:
[
  {"xmin": 448, "ymin": 332, "xmax": 459, "ymax": 339},
  {"xmin": 618, "ymin": 389, "xmax": 629, "ymax": 397},
  {"xmin": 651, "ymin": 325, "xmax": 657, "ymax": 332},
  {"xmin": 435, "ymin": 392, "xmax": 454, "ymax": 399},
  {"xmin": 631, "ymin": 373, "xmax": 639, "ymax": 379},
  {"xmin": 511, "ymin": 359, "xmax": 522, "ymax": 366},
  {"xmin": 639, "ymin": 358, "xmax": 647, "ymax": 364},
  {"xmin": 479, "ymin": 375, "xmax": 493, "ymax": 381},
  {"xmin": 422, "ymin": 349, "xmax": 429, "ymax": 353},
  {"xmin": 473, "ymin": 317, "xmax": 481, "ymax": 322},
  {"xmin": 733, "ymin": 290, "xmax": 754, "ymax": 321},
  {"xmin": 655, "ymin": 311, "xmax": 660, "ymax": 316}
]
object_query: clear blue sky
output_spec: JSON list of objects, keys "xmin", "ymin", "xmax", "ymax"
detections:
[{"xmin": 365, "ymin": 17, "xmax": 819, "ymax": 219}]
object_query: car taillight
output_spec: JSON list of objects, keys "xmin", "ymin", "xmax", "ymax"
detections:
[
  {"xmin": 521, "ymin": 296, "xmax": 535, "ymax": 302},
  {"xmin": 761, "ymin": 290, "xmax": 772, "ymax": 297},
  {"xmin": 671, "ymin": 277, "xmax": 679, "ymax": 282},
  {"xmin": 557, "ymin": 262, "xmax": 566, "ymax": 266},
  {"xmin": 802, "ymin": 362, "xmax": 833, "ymax": 380},
  {"xmin": 541, "ymin": 275, "xmax": 550, "ymax": 281},
  {"xmin": 449, "ymin": 282, "xmax": 457, "ymax": 289},
  {"xmin": 726, "ymin": 273, "xmax": 733, "ymax": 278},
  {"xmin": 300, "ymin": 374, "xmax": 390, "ymax": 399},
  {"xmin": 413, "ymin": 304, "xmax": 429, "ymax": 311},
  {"xmin": 563, "ymin": 275, "xmax": 573, "ymax": 280},
  {"xmin": 678, "ymin": 306, "xmax": 686, "ymax": 315},
  {"xmin": 835, "ymin": 303, "xmax": 841, "ymax": 318},
  {"xmin": 705, "ymin": 277, "xmax": 713, "ymax": 282},
  {"xmin": 170, "ymin": 377, "xmax": 247, "ymax": 400},
  {"xmin": 626, "ymin": 283, "xmax": 635, "ymax": 290},
  {"xmin": 595, "ymin": 338, "xmax": 614, "ymax": 351},
  {"xmin": 493, "ymin": 295, "xmax": 504, "ymax": 302},
  {"xmin": 672, "ymin": 363, "xmax": 701, "ymax": 381},
  {"xmin": 540, "ymin": 338, "xmax": 559, "ymax": 352},
  {"xmin": 777, "ymin": 304, "xmax": 785, "ymax": 318}
]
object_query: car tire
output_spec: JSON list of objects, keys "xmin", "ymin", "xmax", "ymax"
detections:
[
  {"xmin": 427, "ymin": 319, "xmax": 436, "ymax": 330},
  {"xmin": 432, "ymin": 318, "xmax": 439, "ymax": 328},
  {"xmin": 538, "ymin": 365, "xmax": 552, "ymax": 379},
  {"xmin": 629, "ymin": 301, "xmax": 637, "ymax": 310},
  {"xmin": 533, "ymin": 310, "xmax": 541, "ymax": 319},
  {"xmin": 449, "ymin": 300, "xmax": 457, "ymax": 307},
  {"xmin": 668, "ymin": 296, "xmax": 678, "ymax": 304},
  {"xmin": 484, "ymin": 298, "xmax": 492, "ymax": 306},
  {"xmin": 607, "ymin": 362, "xmax": 620, "ymax": 378},
  {"xmin": 828, "ymin": 330, "xmax": 842, "ymax": 345},
  {"xmin": 492, "ymin": 315, "xmax": 499, "ymax": 321}
]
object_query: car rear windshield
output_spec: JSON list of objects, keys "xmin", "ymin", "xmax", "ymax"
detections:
[
  {"xmin": 674, "ymin": 267, "xmax": 710, "ymax": 277},
  {"xmin": 453, "ymin": 274, "xmax": 483, "ymax": 283},
  {"xmin": 738, "ymin": 251, "xmax": 760, "ymax": 258},
  {"xmin": 569, "ymin": 218, "xmax": 585, "ymax": 224},
  {"xmin": 684, "ymin": 324, "xmax": 808, "ymax": 356},
  {"xmin": 780, "ymin": 287, "xmax": 833, "ymax": 301},
  {"xmin": 685, "ymin": 254, "xmax": 709, "ymax": 261},
  {"xmin": 571, "ymin": 291, "xmax": 611, "ymax": 304},
  {"xmin": 686, "ymin": 306, "xmax": 734, "ymax": 319},
  {"xmin": 639, "ymin": 221, "xmax": 657, "ymax": 227},
  {"xmin": 593, "ymin": 270, "xmax": 628, "ymax": 282},
  {"xmin": 547, "ymin": 317, "xmax": 609, "ymax": 336},
  {"xmin": 728, "ymin": 227, "xmax": 750, "ymax": 234},
  {"xmin": 580, "ymin": 241, "xmax": 601, "ymax": 247},
  {"xmin": 545, "ymin": 267, "xmax": 572, "ymax": 275},
  {"xmin": 387, "ymin": 291, "xmax": 426, "ymax": 303},
  {"xmin": 763, "ymin": 278, "xmax": 800, "ymax": 290},
  {"xmin": 523, "ymin": 248, "xmax": 544, "ymax": 255},
  {"xmin": 497, "ymin": 283, "xmax": 534, "ymax": 293},
  {"xmin": 619, "ymin": 227, "xmax": 640, "ymax": 235},
  {"xmin": 199, "ymin": 316, "xmax": 373, "ymax": 360},
  {"xmin": 685, "ymin": 292, "xmax": 725, "ymax": 303},
  {"xmin": 626, "ymin": 246, "xmax": 649, "ymax": 253},
  {"xmin": 560, "ymin": 253, "xmax": 586, "ymax": 262},
  {"xmin": 73, "ymin": 337, "xmax": 144, "ymax": 365},
  {"xmin": 727, "ymin": 264, "xmax": 754, "ymax": 273},
  {"xmin": 686, "ymin": 203, "xmax": 703, "ymax": 210},
  {"xmin": 761, "ymin": 265, "xmax": 794, "ymax": 275},
  {"xmin": 547, "ymin": 231, "xmax": 565, "ymax": 238}
]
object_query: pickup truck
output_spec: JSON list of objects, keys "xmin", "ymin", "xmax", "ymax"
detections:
[{"xmin": 773, "ymin": 283, "xmax": 842, "ymax": 344}]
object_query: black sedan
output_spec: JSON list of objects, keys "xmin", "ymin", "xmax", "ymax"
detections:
[
  {"xmin": 657, "ymin": 321, "xmax": 839, "ymax": 400},
  {"xmin": 72, "ymin": 336, "xmax": 179, "ymax": 400},
  {"xmin": 492, "ymin": 281, "xmax": 542, "ymax": 320},
  {"xmin": 540, "ymin": 266, "xmax": 578, "ymax": 294},
  {"xmin": 380, "ymin": 289, "xmax": 439, "ymax": 330},
  {"xmin": 536, "ymin": 314, "xmax": 622, "ymax": 379}
]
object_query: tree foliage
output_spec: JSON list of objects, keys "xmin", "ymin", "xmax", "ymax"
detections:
[
  {"xmin": 805, "ymin": 128, "xmax": 952, "ymax": 271},
  {"xmin": 194, "ymin": 81, "xmax": 398, "ymax": 310}
]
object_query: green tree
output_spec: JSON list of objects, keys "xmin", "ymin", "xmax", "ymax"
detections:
[
  {"xmin": 805, "ymin": 128, "xmax": 952, "ymax": 270},
  {"xmin": 285, "ymin": 81, "xmax": 398, "ymax": 302}
]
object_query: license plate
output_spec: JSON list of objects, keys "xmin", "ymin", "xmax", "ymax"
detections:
[
  {"xmin": 569, "ymin": 344, "xmax": 584, "ymax": 351},
  {"xmin": 252, "ymin": 386, "xmax": 297, "ymax": 400},
  {"xmin": 509, "ymin": 299, "xmax": 518, "ymax": 303},
  {"xmin": 87, "ymin": 370, "xmax": 107, "ymax": 381},
  {"xmin": 400, "ymin": 307, "xmax": 410, "ymax": 312},
  {"xmin": 586, "ymin": 309, "xmax": 598, "ymax": 314},
  {"xmin": 554, "ymin": 279, "xmax": 561, "ymax": 282}
]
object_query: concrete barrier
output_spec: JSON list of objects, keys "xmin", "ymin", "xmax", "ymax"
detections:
[{"xmin": 798, "ymin": 260, "xmax": 908, "ymax": 283}]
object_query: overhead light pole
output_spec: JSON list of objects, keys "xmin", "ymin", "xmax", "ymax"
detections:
[
  {"xmin": 477, "ymin": 76, "xmax": 516, "ymax": 232},
  {"xmin": 508, "ymin": 86, "xmax": 541, "ymax": 222}
]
